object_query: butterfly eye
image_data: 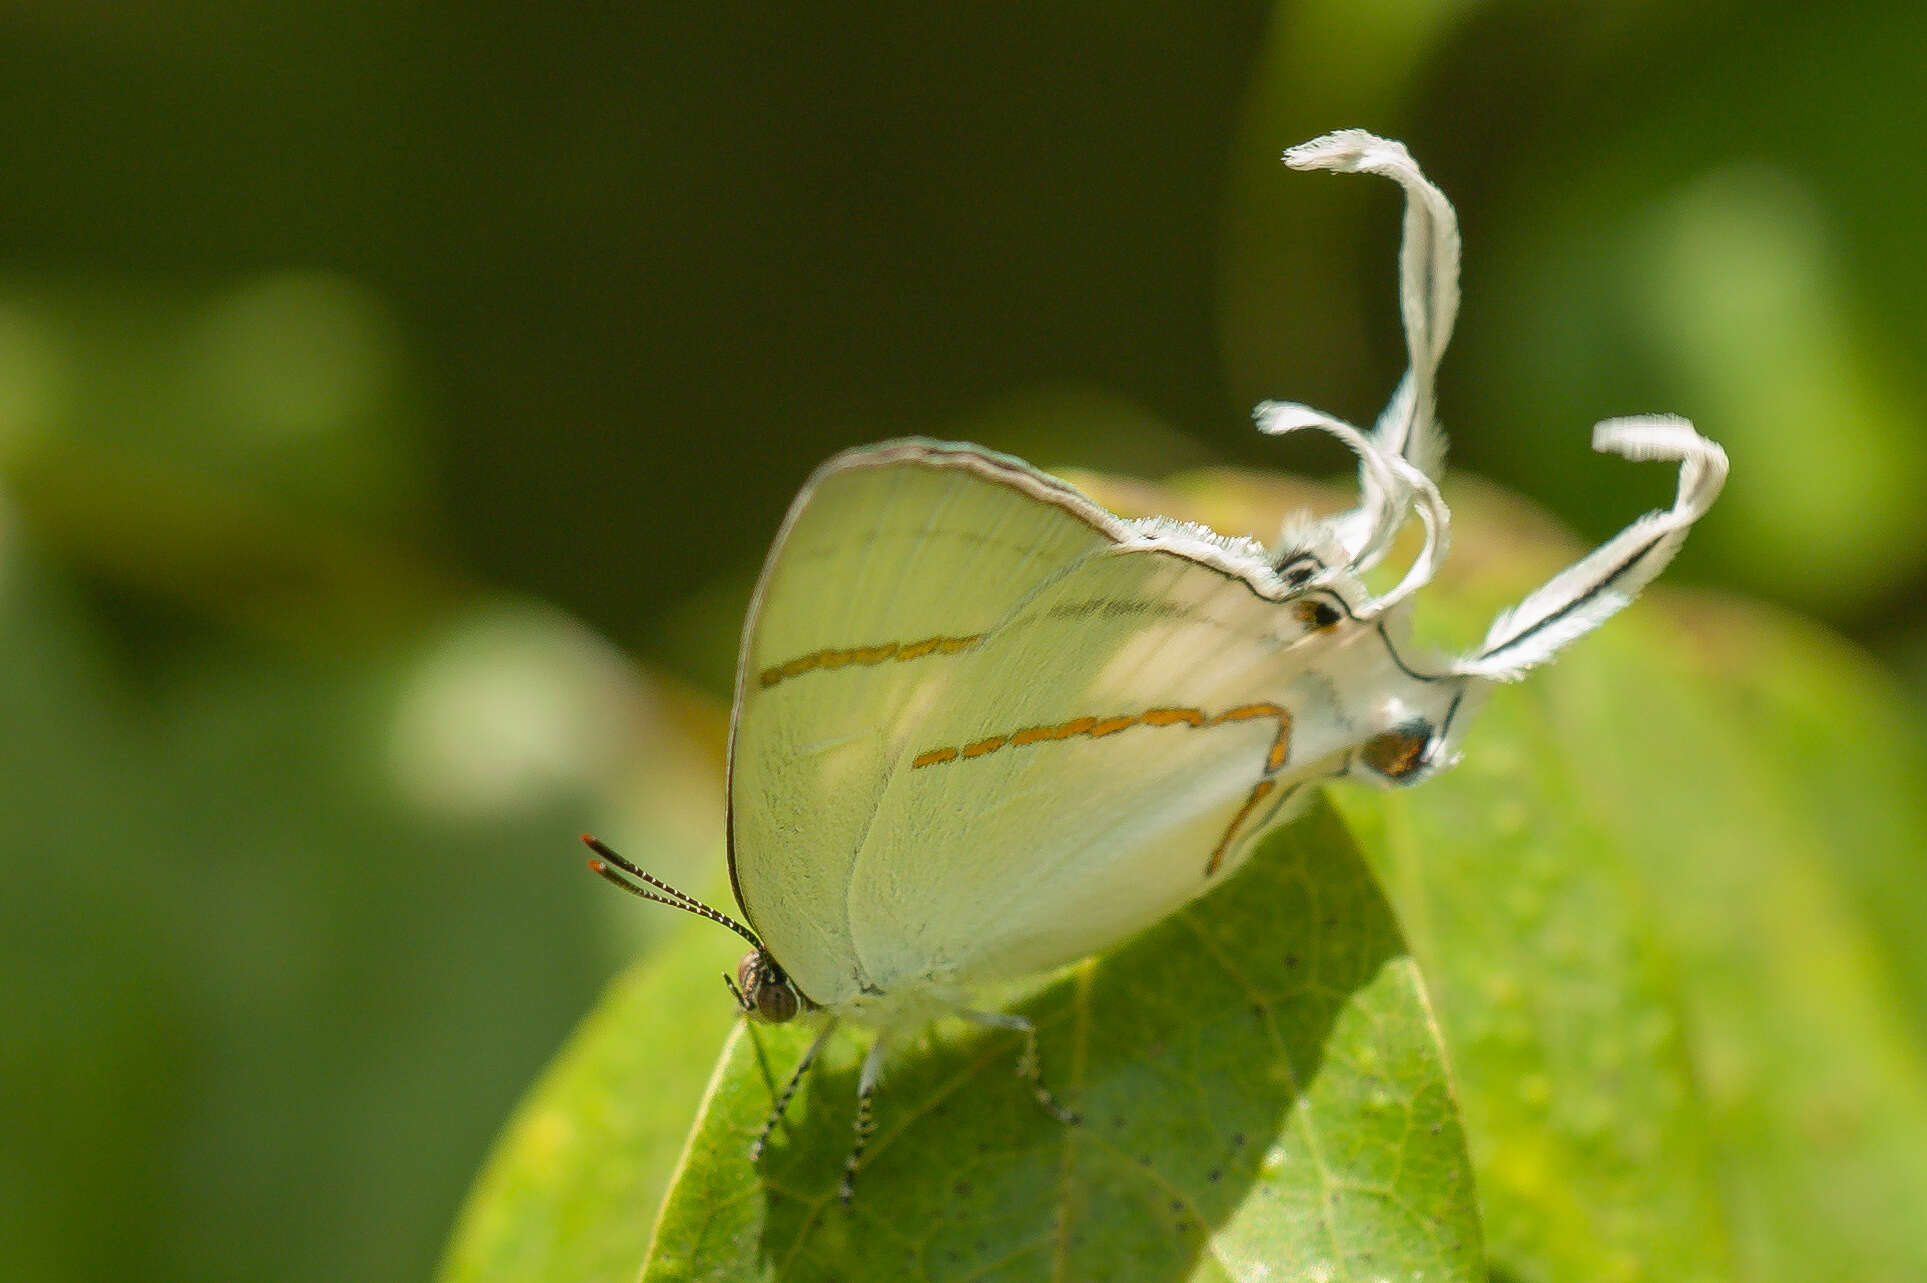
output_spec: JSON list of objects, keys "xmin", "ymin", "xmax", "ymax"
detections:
[
  {"xmin": 1359, "ymin": 721, "xmax": 1435, "ymax": 782},
  {"xmin": 739, "ymin": 950, "xmax": 801, "ymax": 1024}
]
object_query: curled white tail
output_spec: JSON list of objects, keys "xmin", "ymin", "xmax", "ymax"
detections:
[
  {"xmin": 1458, "ymin": 416, "xmax": 1728, "ymax": 680},
  {"xmin": 1266, "ymin": 130, "xmax": 1725, "ymax": 678}
]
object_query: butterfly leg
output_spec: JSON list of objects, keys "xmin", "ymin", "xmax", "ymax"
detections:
[
  {"xmin": 958, "ymin": 1009, "xmax": 1080, "ymax": 1125},
  {"xmin": 837, "ymin": 1034, "xmax": 890, "ymax": 1204},
  {"xmin": 750, "ymin": 1020, "xmax": 837, "ymax": 1162}
]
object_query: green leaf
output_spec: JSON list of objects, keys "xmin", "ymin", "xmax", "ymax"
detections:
[
  {"xmin": 446, "ymin": 799, "xmax": 1483, "ymax": 1282},
  {"xmin": 437, "ymin": 918, "xmax": 743, "ymax": 1283},
  {"xmin": 1329, "ymin": 481, "xmax": 1927, "ymax": 1281}
]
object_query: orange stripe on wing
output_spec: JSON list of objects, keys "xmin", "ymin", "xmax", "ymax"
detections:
[
  {"xmin": 909, "ymin": 698, "xmax": 1297, "ymax": 878},
  {"xmin": 1211, "ymin": 702, "xmax": 1284, "ymax": 724},
  {"xmin": 759, "ymin": 633, "xmax": 980, "ymax": 690},
  {"xmin": 1210, "ymin": 702, "xmax": 1292, "ymax": 772},
  {"xmin": 1206, "ymin": 778, "xmax": 1277, "ymax": 876},
  {"xmin": 913, "ymin": 701, "xmax": 1291, "ymax": 775},
  {"xmin": 1010, "ymin": 715, "xmax": 1100, "ymax": 747}
]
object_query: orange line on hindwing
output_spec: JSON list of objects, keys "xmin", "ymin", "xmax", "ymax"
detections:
[
  {"xmin": 910, "ymin": 700, "xmax": 1294, "ymax": 878},
  {"xmin": 758, "ymin": 632, "xmax": 983, "ymax": 689},
  {"xmin": 1207, "ymin": 779, "xmax": 1276, "ymax": 876}
]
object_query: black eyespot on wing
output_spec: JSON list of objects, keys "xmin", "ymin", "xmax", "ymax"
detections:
[{"xmin": 1293, "ymin": 597, "xmax": 1341, "ymax": 630}]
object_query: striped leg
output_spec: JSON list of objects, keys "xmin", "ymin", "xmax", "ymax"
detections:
[
  {"xmin": 959, "ymin": 1009, "xmax": 1079, "ymax": 1124},
  {"xmin": 837, "ymin": 1035, "xmax": 891, "ymax": 1204},
  {"xmin": 750, "ymin": 1021, "xmax": 837, "ymax": 1162}
]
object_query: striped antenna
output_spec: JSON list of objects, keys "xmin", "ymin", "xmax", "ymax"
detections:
[{"xmin": 580, "ymin": 834, "xmax": 763, "ymax": 950}]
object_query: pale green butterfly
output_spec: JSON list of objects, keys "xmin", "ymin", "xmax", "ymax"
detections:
[{"xmin": 589, "ymin": 129, "xmax": 1726, "ymax": 1201}]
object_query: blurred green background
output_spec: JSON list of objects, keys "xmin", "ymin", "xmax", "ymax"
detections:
[{"xmin": 2, "ymin": 3, "xmax": 1922, "ymax": 1281}]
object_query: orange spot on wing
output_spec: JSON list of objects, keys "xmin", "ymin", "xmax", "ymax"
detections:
[
  {"xmin": 912, "ymin": 747, "xmax": 958, "ymax": 769},
  {"xmin": 961, "ymin": 735, "xmax": 1008, "ymax": 759},
  {"xmin": 1087, "ymin": 715, "xmax": 1137, "ymax": 738},
  {"xmin": 896, "ymin": 638, "xmax": 940, "ymax": 661},
  {"xmin": 1140, "ymin": 707, "xmax": 1206, "ymax": 727},
  {"xmin": 937, "ymin": 634, "xmax": 981, "ymax": 654},
  {"xmin": 1010, "ymin": 725, "xmax": 1057, "ymax": 747}
]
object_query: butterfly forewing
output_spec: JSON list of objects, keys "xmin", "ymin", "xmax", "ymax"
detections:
[{"xmin": 728, "ymin": 444, "xmax": 1121, "ymax": 1005}]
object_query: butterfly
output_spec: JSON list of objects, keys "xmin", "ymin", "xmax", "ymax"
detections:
[{"xmin": 587, "ymin": 129, "xmax": 1727, "ymax": 1201}]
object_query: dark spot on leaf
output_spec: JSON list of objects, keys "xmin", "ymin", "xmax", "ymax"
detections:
[
  {"xmin": 1250, "ymin": 1003, "xmax": 1266, "ymax": 1018},
  {"xmin": 1170, "ymin": 1199, "xmax": 1183, "ymax": 1212},
  {"xmin": 1232, "ymin": 1131, "xmax": 1247, "ymax": 1147},
  {"xmin": 1138, "ymin": 1154, "xmax": 1153, "ymax": 1166},
  {"xmin": 1176, "ymin": 1219, "xmax": 1192, "ymax": 1233},
  {"xmin": 1284, "ymin": 954, "xmax": 1298, "ymax": 968},
  {"xmin": 953, "ymin": 1181, "xmax": 972, "ymax": 1198},
  {"xmin": 1208, "ymin": 1168, "xmax": 1222, "ymax": 1183}
]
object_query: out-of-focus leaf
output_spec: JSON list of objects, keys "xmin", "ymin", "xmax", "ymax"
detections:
[
  {"xmin": 1340, "ymin": 481, "xmax": 1927, "ymax": 1281},
  {"xmin": 0, "ymin": 542, "xmax": 683, "ymax": 1283},
  {"xmin": 1550, "ymin": 601, "xmax": 1927, "ymax": 1281},
  {"xmin": 437, "ymin": 914, "xmax": 745, "ymax": 1283}
]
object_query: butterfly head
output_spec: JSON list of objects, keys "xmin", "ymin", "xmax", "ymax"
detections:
[
  {"xmin": 736, "ymin": 949, "xmax": 803, "ymax": 1023},
  {"xmin": 580, "ymin": 834, "xmax": 812, "ymax": 1021}
]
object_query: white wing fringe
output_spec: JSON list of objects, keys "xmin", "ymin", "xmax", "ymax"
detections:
[{"xmin": 1267, "ymin": 130, "xmax": 1726, "ymax": 676}]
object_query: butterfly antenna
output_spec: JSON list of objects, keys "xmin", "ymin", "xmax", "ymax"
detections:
[{"xmin": 580, "ymin": 834, "xmax": 763, "ymax": 950}]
